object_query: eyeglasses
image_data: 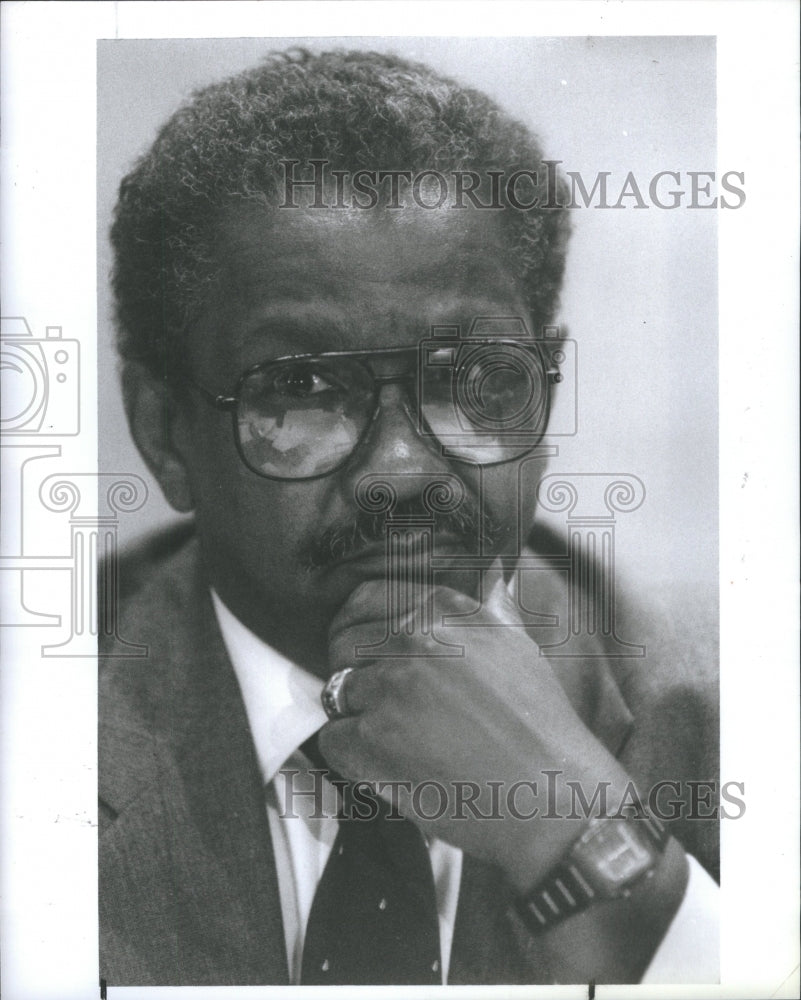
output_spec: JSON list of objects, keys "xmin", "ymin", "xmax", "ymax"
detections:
[{"xmin": 182, "ymin": 340, "xmax": 560, "ymax": 481}]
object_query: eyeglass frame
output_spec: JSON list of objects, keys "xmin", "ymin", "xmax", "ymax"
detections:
[{"xmin": 176, "ymin": 340, "xmax": 563, "ymax": 482}]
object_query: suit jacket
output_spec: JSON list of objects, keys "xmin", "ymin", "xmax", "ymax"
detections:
[{"xmin": 99, "ymin": 521, "xmax": 718, "ymax": 985}]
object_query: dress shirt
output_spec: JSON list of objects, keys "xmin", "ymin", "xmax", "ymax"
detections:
[
  {"xmin": 211, "ymin": 590, "xmax": 462, "ymax": 984},
  {"xmin": 211, "ymin": 589, "xmax": 719, "ymax": 985}
]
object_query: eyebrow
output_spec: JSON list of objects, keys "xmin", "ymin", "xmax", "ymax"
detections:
[{"xmin": 239, "ymin": 307, "xmax": 355, "ymax": 358}]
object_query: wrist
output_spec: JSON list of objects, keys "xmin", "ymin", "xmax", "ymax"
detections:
[
  {"xmin": 516, "ymin": 808, "xmax": 671, "ymax": 931},
  {"xmin": 497, "ymin": 765, "xmax": 638, "ymax": 895},
  {"xmin": 525, "ymin": 837, "xmax": 690, "ymax": 984}
]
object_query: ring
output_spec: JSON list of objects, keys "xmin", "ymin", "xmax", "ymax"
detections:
[{"xmin": 321, "ymin": 667, "xmax": 354, "ymax": 720}]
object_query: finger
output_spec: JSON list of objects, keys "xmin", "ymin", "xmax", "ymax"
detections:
[
  {"xmin": 317, "ymin": 667, "xmax": 401, "ymax": 772},
  {"xmin": 330, "ymin": 657, "xmax": 402, "ymax": 714},
  {"xmin": 328, "ymin": 578, "xmax": 392, "ymax": 642},
  {"xmin": 316, "ymin": 715, "xmax": 371, "ymax": 778},
  {"xmin": 331, "ymin": 572, "xmax": 486, "ymax": 641},
  {"xmin": 328, "ymin": 580, "xmax": 476, "ymax": 668}
]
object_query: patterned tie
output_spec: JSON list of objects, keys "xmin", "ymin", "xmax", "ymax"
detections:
[{"xmin": 299, "ymin": 737, "xmax": 442, "ymax": 985}]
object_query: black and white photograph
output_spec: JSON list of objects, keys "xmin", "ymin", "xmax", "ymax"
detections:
[
  {"xmin": 97, "ymin": 35, "xmax": 723, "ymax": 987},
  {"xmin": 0, "ymin": 4, "xmax": 798, "ymax": 999}
]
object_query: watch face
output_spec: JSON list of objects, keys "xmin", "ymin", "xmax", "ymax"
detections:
[{"xmin": 570, "ymin": 821, "xmax": 655, "ymax": 895}]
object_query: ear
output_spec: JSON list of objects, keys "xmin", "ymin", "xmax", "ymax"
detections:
[{"xmin": 122, "ymin": 362, "xmax": 195, "ymax": 513}]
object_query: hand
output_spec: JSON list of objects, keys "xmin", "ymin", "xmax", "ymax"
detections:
[{"xmin": 318, "ymin": 570, "xmax": 634, "ymax": 892}]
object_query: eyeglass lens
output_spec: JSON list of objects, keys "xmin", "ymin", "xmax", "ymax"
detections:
[{"xmin": 236, "ymin": 343, "xmax": 549, "ymax": 479}]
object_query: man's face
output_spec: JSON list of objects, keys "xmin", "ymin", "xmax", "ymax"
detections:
[{"xmin": 171, "ymin": 201, "xmax": 547, "ymax": 671}]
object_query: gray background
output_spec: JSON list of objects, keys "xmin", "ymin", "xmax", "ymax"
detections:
[{"xmin": 97, "ymin": 36, "xmax": 717, "ymax": 598}]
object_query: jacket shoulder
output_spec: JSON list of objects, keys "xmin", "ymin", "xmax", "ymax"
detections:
[{"xmin": 98, "ymin": 521, "xmax": 201, "ymax": 824}]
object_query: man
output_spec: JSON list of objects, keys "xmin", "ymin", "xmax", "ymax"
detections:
[{"xmin": 100, "ymin": 48, "xmax": 719, "ymax": 985}]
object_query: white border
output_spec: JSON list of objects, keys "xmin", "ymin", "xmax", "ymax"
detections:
[{"xmin": 1, "ymin": 3, "xmax": 798, "ymax": 999}]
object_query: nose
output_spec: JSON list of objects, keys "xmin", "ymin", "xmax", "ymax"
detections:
[
  {"xmin": 336, "ymin": 382, "xmax": 481, "ymax": 569},
  {"xmin": 347, "ymin": 382, "xmax": 451, "ymax": 481}
]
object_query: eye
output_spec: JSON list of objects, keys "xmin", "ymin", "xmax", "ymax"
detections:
[{"xmin": 272, "ymin": 364, "xmax": 342, "ymax": 397}]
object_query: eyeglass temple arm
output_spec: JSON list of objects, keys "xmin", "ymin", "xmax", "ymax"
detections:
[
  {"xmin": 196, "ymin": 382, "xmax": 237, "ymax": 410},
  {"xmin": 169, "ymin": 373, "xmax": 238, "ymax": 411}
]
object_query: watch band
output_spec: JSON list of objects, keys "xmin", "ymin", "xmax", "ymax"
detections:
[{"xmin": 515, "ymin": 809, "xmax": 670, "ymax": 933}]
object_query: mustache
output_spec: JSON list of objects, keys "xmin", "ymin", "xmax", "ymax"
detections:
[{"xmin": 300, "ymin": 494, "xmax": 506, "ymax": 571}]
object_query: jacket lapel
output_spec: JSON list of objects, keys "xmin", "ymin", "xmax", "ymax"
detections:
[{"xmin": 100, "ymin": 538, "xmax": 288, "ymax": 985}]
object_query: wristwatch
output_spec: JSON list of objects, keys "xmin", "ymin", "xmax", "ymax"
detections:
[{"xmin": 516, "ymin": 810, "xmax": 670, "ymax": 932}]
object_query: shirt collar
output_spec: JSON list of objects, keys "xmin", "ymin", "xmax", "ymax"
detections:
[{"xmin": 210, "ymin": 589, "xmax": 328, "ymax": 784}]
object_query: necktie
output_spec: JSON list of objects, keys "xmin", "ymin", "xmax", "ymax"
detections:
[{"xmin": 299, "ymin": 737, "xmax": 442, "ymax": 985}]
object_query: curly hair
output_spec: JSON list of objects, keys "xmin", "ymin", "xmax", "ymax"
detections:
[{"xmin": 110, "ymin": 48, "xmax": 571, "ymax": 377}]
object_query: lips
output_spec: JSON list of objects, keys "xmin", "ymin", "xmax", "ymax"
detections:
[{"xmin": 329, "ymin": 534, "xmax": 471, "ymax": 569}]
